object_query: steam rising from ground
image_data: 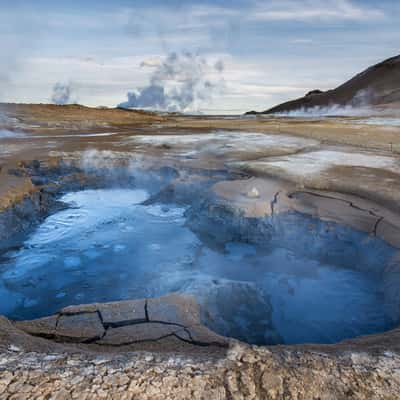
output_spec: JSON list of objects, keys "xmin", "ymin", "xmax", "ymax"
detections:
[
  {"xmin": 273, "ymin": 105, "xmax": 373, "ymax": 118},
  {"xmin": 79, "ymin": 149, "xmax": 137, "ymax": 171},
  {"xmin": 51, "ymin": 83, "xmax": 73, "ymax": 105},
  {"xmin": 272, "ymin": 89, "xmax": 377, "ymax": 117},
  {"xmin": 0, "ymin": 112, "xmax": 24, "ymax": 138},
  {"xmin": 0, "ymin": 130, "xmax": 25, "ymax": 139},
  {"xmin": 355, "ymin": 118, "xmax": 400, "ymax": 126},
  {"xmin": 118, "ymin": 52, "xmax": 224, "ymax": 113}
]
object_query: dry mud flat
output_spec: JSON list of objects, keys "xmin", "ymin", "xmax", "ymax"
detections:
[{"xmin": 1, "ymin": 105, "xmax": 400, "ymax": 398}]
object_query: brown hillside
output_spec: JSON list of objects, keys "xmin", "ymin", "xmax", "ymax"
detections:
[{"xmin": 251, "ymin": 55, "xmax": 400, "ymax": 114}]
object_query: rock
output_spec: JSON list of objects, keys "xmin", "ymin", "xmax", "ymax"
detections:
[
  {"xmin": 61, "ymin": 299, "xmax": 147, "ymax": 327},
  {"xmin": 98, "ymin": 323, "xmax": 182, "ymax": 345},
  {"xmin": 246, "ymin": 187, "xmax": 260, "ymax": 198},
  {"xmin": 147, "ymin": 294, "xmax": 200, "ymax": 326},
  {"xmin": 92, "ymin": 357, "xmax": 111, "ymax": 365},
  {"xmin": 181, "ymin": 325, "xmax": 229, "ymax": 347},
  {"xmin": 8, "ymin": 344, "xmax": 22, "ymax": 352},
  {"xmin": 174, "ymin": 329, "xmax": 193, "ymax": 342},
  {"xmin": 61, "ymin": 304, "xmax": 99, "ymax": 315},
  {"xmin": 56, "ymin": 313, "xmax": 104, "ymax": 342},
  {"xmin": 30, "ymin": 176, "xmax": 49, "ymax": 186},
  {"xmin": 8, "ymin": 168, "xmax": 28, "ymax": 177},
  {"xmin": 383, "ymin": 253, "xmax": 400, "ymax": 325},
  {"xmin": 70, "ymin": 376, "xmax": 84, "ymax": 385},
  {"xmin": 51, "ymin": 388, "xmax": 72, "ymax": 400},
  {"xmin": 99, "ymin": 299, "xmax": 147, "ymax": 326},
  {"xmin": 261, "ymin": 372, "xmax": 283, "ymax": 398},
  {"xmin": 15, "ymin": 315, "xmax": 58, "ymax": 337},
  {"xmin": 14, "ymin": 294, "xmax": 231, "ymax": 348},
  {"xmin": 305, "ymin": 89, "xmax": 324, "ymax": 97},
  {"xmin": 186, "ymin": 279, "xmax": 280, "ymax": 345},
  {"xmin": 6, "ymin": 292, "xmax": 400, "ymax": 398}
]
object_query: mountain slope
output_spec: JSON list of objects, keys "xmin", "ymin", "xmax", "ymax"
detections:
[{"xmin": 249, "ymin": 55, "xmax": 400, "ymax": 115}]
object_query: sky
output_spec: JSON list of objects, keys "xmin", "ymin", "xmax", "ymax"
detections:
[{"xmin": 0, "ymin": 0, "xmax": 399, "ymax": 113}]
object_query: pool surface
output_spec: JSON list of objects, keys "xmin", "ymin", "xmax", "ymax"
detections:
[{"xmin": 0, "ymin": 188, "xmax": 392, "ymax": 345}]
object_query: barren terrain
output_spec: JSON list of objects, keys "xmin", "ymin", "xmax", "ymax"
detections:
[{"xmin": 1, "ymin": 103, "xmax": 400, "ymax": 399}]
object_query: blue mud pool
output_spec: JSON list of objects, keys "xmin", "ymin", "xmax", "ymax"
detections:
[{"xmin": 0, "ymin": 188, "xmax": 393, "ymax": 345}]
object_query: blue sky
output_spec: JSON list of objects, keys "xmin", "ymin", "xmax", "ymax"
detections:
[{"xmin": 1, "ymin": 0, "xmax": 399, "ymax": 113}]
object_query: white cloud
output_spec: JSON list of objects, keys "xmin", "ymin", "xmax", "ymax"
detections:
[
  {"xmin": 0, "ymin": 1, "xmax": 393, "ymax": 113},
  {"xmin": 251, "ymin": 0, "xmax": 385, "ymax": 21},
  {"xmin": 290, "ymin": 38, "xmax": 314, "ymax": 44},
  {"xmin": 2, "ymin": 53, "xmax": 308, "ymax": 113}
]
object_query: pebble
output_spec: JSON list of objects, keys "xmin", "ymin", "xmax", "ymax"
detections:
[
  {"xmin": 247, "ymin": 187, "xmax": 260, "ymax": 198},
  {"xmin": 8, "ymin": 345, "xmax": 22, "ymax": 353}
]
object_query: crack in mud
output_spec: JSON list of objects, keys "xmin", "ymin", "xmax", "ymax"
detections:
[
  {"xmin": 372, "ymin": 216, "xmax": 385, "ymax": 236},
  {"xmin": 26, "ymin": 306, "xmax": 226, "ymax": 348},
  {"xmin": 144, "ymin": 300, "xmax": 150, "ymax": 322},
  {"xmin": 270, "ymin": 191, "xmax": 281, "ymax": 217},
  {"xmin": 288, "ymin": 190, "xmax": 385, "ymax": 236}
]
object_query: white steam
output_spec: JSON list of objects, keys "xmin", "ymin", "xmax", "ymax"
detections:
[
  {"xmin": 51, "ymin": 83, "xmax": 74, "ymax": 105},
  {"xmin": 354, "ymin": 118, "xmax": 400, "ymax": 127},
  {"xmin": 272, "ymin": 104, "xmax": 373, "ymax": 118},
  {"xmin": 79, "ymin": 149, "xmax": 138, "ymax": 171},
  {"xmin": 118, "ymin": 52, "xmax": 225, "ymax": 113},
  {"xmin": 273, "ymin": 89, "xmax": 376, "ymax": 117},
  {"xmin": 0, "ymin": 130, "xmax": 26, "ymax": 139}
]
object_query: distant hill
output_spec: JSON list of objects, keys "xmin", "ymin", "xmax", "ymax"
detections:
[{"xmin": 247, "ymin": 55, "xmax": 400, "ymax": 115}]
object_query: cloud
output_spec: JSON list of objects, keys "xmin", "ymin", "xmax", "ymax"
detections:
[
  {"xmin": 118, "ymin": 52, "xmax": 225, "ymax": 113},
  {"xmin": 290, "ymin": 38, "xmax": 314, "ymax": 44},
  {"xmin": 0, "ymin": 1, "xmax": 392, "ymax": 113},
  {"xmin": 0, "ymin": 10, "xmax": 43, "ymax": 100},
  {"xmin": 122, "ymin": 0, "xmax": 385, "ymax": 32},
  {"xmin": 250, "ymin": 0, "xmax": 385, "ymax": 22}
]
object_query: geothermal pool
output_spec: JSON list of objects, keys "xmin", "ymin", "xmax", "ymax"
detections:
[{"xmin": 0, "ymin": 188, "xmax": 394, "ymax": 345}]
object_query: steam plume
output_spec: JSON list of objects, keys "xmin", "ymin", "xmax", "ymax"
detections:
[
  {"xmin": 273, "ymin": 89, "xmax": 376, "ymax": 117},
  {"xmin": 119, "ymin": 52, "xmax": 224, "ymax": 113},
  {"xmin": 51, "ymin": 83, "xmax": 73, "ymax": 105}
]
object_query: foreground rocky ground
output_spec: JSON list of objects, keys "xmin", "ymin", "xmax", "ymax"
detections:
[
  {"xmin": 1, "ymin": 104, "xmax": 400, "ymax": 398},
  {"xmin": 1, "ymin": 334, "xmax": 400, "ymax": 399},
  {"xmin": 1, "ymin": 293, "xmax": 400, "ymax": 399}
]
